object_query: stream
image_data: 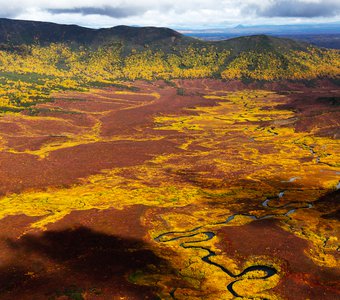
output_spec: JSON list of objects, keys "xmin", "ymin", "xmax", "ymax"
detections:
[{"xmin": 154, "ymin": 178, "xmax": 314, "ymax": 299}]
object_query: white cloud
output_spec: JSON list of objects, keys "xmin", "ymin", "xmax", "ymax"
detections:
[{"xmin": 0, "ymin": 0, "xmax": 339, "ymax": 28}]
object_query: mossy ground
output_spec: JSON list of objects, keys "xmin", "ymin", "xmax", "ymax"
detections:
[{"xmin": 0, "ymin": 80, "xmax": 338, "ymax": 299}]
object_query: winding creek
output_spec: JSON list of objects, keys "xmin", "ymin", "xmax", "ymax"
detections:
[{"xmin": 154, "ymin": 178, "xmax": 315, "ymax": 299}]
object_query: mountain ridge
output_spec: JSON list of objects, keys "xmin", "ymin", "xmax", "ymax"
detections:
[
  {"xmin": 0, "ymin": 18, "xmax": 309, "ymax": 55},
  {"xmin": 0, "ymin": 18, "xmax": 195, "ymax": 51}
]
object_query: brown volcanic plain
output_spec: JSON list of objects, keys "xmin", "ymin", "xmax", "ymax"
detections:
[{"xmin": 0, "ymin": 79, "xmax": 339, "ymax": 299}]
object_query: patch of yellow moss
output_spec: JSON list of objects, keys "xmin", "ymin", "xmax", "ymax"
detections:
[
  {"xmin": 0, "ymin": 166, "xmax": 202, "ymax": 229},
  {"xmin": 0, "ymin": 88, "xmax": 164, "ymax": 158}
]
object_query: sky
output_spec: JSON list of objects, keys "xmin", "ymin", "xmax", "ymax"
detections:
[{"xmin": 1, "ymin": 0, "xmax": 340, "ymax": 29}]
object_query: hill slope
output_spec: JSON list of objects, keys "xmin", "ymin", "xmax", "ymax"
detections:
[
  {"xmin": 0, "ymin": 18, "xmax": 339, "ymax": 112},
  {"xmin": 215, "ymin": 34, "xmax": 308, "ymax": 55}
]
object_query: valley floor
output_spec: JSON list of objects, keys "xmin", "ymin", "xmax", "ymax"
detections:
[{"xmin": 0, "ymin": 79, "xmax": 339, "ymax": 299}]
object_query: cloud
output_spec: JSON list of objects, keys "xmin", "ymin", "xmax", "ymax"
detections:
[
  {"xmin": 0, "ymin": 0, "xmax": 339, "ymax": 28},
  {"xmin": 0, "ymin": 1, "xmax": 177, "ymax": 20},
  {"xmin": 247, "ymin": 0, "xmax": 340, "ymax": 18},
  {"xmin": 0, "ymin": 0, "xmax": 242, "ymax": 28},
  {"xmin": 0, "ymin": 7, "xmax": 25, "ymax": 18},
  {"xmin": 48, "ymin": 6, "xmax": 145, "ymax": 19}
]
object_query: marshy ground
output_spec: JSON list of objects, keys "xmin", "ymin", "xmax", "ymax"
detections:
[{"xmin": 0, "ymin": 79, "xmax": 339, "ymax": 299}]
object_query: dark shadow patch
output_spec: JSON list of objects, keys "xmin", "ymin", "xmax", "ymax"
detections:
[
  {"xmin": 313, "ymin": 189, "xmax": 340, "ymax": 220},
  {"xmin": 317, "ymin": 97, "xmax": 340, "ymax": 106},
  {"xmin": 0, "ymin": 227, "xmax": 177, "ymax": 299}
]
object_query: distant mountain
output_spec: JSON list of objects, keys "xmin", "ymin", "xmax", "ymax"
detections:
[
  {"xmin": 234, "ymin": 22, "xmax": 340, "ymax": 35},
  {"xmin": 280, "ymin": 34, "xmax": 340, "ymax": 50},
  {"xmin": 183, "ymin": 22, "xmax": 340, "ymax": 49}
]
